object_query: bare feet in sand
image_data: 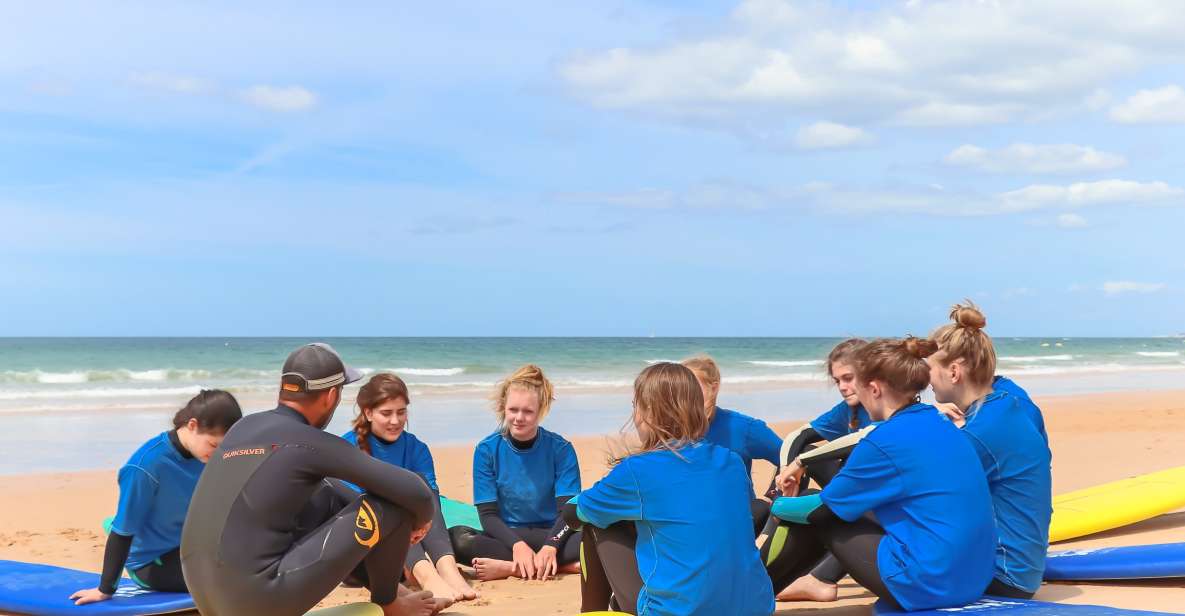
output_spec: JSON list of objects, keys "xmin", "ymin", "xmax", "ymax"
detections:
[
  {"xmin": 776, "ymin": 574, "xmax": 838, "ymax": 602},
  {"xmin": 411, "ymin": 560, "xmax": 460, "ymax": 602},
  {"xmin": 437, "ymin": 558, "xmax": 478, "ymax": 600},
  {"xmin": 380, "ymin": 590, "xmax": 440, "ymax": 616},
  {"xmin": 471, "ymin": 557, "xmax": 517, "ymax": 581}
]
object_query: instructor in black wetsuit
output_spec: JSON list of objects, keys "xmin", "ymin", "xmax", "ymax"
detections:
[{"xmin": 181, "ymin": 343, "xmax": 446, "ymax": 616}]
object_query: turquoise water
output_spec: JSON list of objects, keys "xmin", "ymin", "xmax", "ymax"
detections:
[{"xmin": 1, "ymin": 337, "xmax": 1183, "ymax": 473}]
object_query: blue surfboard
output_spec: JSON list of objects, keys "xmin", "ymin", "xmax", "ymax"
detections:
[
  {"xmin": 1045, "ymin": 542, "xmax": 1185, "ymax": 581},
  {"xmin": 0, "ymin": 560, "xmax": 194, "ymax": 616},
  {"xmin": 874, "ymin": 597, "xmax": 1179, "ymax": 615}
]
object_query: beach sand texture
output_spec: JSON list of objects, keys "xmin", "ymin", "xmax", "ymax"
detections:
[{"xmin": 1, "ymin": 389, "xmax": 1182, "ymax": 615}]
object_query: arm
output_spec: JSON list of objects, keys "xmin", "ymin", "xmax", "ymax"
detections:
[
  {"xmin": 313, "ymin": 434, "xmax": 436, "ymax": 527},
  {"xmin": 779, "ymin": 425, "xmax": 823, "ymax": 468},
  {"xmin": 770, "ymin": 494, "xmax": 842, "ymax": 525},
  {"xmin": 544, "ymin": 496, "xmax": 574, "ymax": 549},
  {"xmin": 476, "ymin": 502, "xmax": 524, "ymax": 548},
  {"xmin": 411, "ymin": 439, "xmax": 440, "ymax": 494},
  {"xmin": 748, "ymin": 418, "xmax": 784, "ymax": 467},
  {"xmin": 97, "ymin": 532, "xmax": 133, "ymax": 594},
  {"xmin": 798, "ymin": 425, "xmax": 876, "ymax": 467},
  {"xmin": 75, "ymin": 466, "xmax": 155, "ymax": 603},
  {"xmin": 819, "ymin": 440, "xmax": 904, "ymax": 522}
]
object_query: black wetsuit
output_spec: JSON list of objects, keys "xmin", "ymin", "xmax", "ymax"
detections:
[{"xmin": 180, "ymin": 405, "xmax": 436, "ymax": 616}]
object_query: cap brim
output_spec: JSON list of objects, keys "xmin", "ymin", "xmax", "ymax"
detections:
[{"xmin": 343, "ymin": 365, "xmax": 364, "ymax": 385}]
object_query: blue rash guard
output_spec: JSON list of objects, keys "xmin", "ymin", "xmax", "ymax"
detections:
[
  {"xmin": 809, "ymin": 400, "xmax": 873, "ymax": 442},
  {"xmin": 821, "ymin": 403, "xmax": 995, "ymax": 611},
  {"xmin": 961, "ymin": 390, "xmax": 1053, "ymax": 593},
  {"xmin": 341, "ymin": 430, "xmax": 439, "ymax": 493},
  {"xmin": 110, "ymin": 431, "xmax": 205, "ymax": 570},
  {"xmin": 704, "ymin": 407, "xmax": 782, "ymax": 475},
  {"xmin": 575, "ymin": 441, "xmax": 775, "ymax": 616},
  {"xmin": 993, "ymin": 375, "xmax": 1047, "ymax": 439},
  {"xmin": 472, "ymin": 427, "xmax": 581, "ymax": 527}
]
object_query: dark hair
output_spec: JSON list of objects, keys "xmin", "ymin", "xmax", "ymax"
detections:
[
  {"xmin": 852, "ymin": 337, "xmax": 938, "ymax": 399},
  {"xmin": 353, "ymin": 373, "xmax": 411, "ymax": 456},
  {"xmin": 826, "ymin": 338, "xmax": 867, "ymax": 431},
  {"xmin": 173, "ymin": 389, "xmax": 243, "ymax": 434}
]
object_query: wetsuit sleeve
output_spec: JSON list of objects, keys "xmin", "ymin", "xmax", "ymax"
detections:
[
  {"xmin": 771, "ymin": 494, "xmax": 823, "ymax": 524},
  {"xmin": 575, "ymin": 461, "xmax": 641, "ymax": 529},
  {"xmin": 476, "ymin": 502, "xmax": 524, "ymax": 548},
  {"xmin": 798, "ymin": 425, "xmax": 875, "ymax": 467},
  {"xmin": 110, "ymin": 465, "xmax": 158, "ymax": 537},
  {"xmin": 545, "ymin": 496, "xmax": 573, "ymax": 549},
  {"xmin": 411, "ymin": 440, "xmax": 440, "ymax": 494},
  {"xmin": 473, "ymin": 442, "xmax": 498, "ymax": 506},
  {"xmin": 747, "ymin": 418, "xmax": 783, "ymax": 467},
  {"xmin": 97, "ymin": 531, "xmax": 133, "ymax": 594},
  {"xmin": 561, "ymin": 497, "xmax": 581, "ymax": 528},
  {"xmin": 779, "ymin": 425, "xmax": 823, "ymax": 467},
  {"xmin": 312, "ymin": 433, "xmax": 436, "ymax": 527},
  {"xmin": 820, "ymin": 440, "xmax": 904, "ymax": 522},
  {"xmin": 554, "ymin": 441, "xmax": 581, "ymax": 498}
]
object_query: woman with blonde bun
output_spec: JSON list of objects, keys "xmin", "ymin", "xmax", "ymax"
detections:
[
  {"xmin": 764, "ymin": 338, "xmax": 995, "ymax": 611},
  {"xmin": 928, "ymin": 303, "xmax": 1052, "ymax": 599},
  {"xmin": 448, "ymin": 365, "xmax": 582, "ymax": 582}
]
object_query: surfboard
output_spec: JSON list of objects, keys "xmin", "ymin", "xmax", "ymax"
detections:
[
  {"xmin": 1045, "ymin": 542, "xmax": 1185, "ymax": 581},
  {"xmin": 0, "ymin": 560, "xmax": 194, "ymax": 616},
  {"xmin": 1050, "ymin": 465, "xmax": 1185, "ymax": 542},
  {"xmin": 874, "ymin": 597, "xmax": 1180, "ymax": 615},
  {"xmin": 306, "ymin": 603, "xmax": 381, "ymax": 616}
]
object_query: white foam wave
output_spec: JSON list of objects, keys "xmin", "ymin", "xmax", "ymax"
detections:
[
  {"xmin": 746, "ymin": 360, "xmax": 824, "ymax": 368},
  {"xmin": 999, "ymin": 355, "xmax": 1074, "ymax": 363},
  {"xmin": 724, "ymin": 373, "xmax": 827, "ymax": 384},
  {"xmin": 644, "ymin": 359, "xmax": 679, "ymax": 365},
  {"xmin": 36, "ymin": 370, "xmax": 90, "ymax": 384},
  {"xmin": 1135, "ymin": 351, "xmax": 1180, "ymax": 357},
  {"xmin": 393, "ymin": 367, "xmax": 466, "ymax": 377},
  {"xmin": 127, "ymin": 369, "xmax": 170, "ymax": 381},
  {"xmin": 0, "ymin": 368, "xmax": 260, "ymax": 384},
  {"xmin": 0, "ymin": 386, "xmax": 204, "ymax": 401}
]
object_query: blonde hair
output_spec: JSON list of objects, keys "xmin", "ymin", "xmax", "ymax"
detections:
[
  {"xmin": 929, "ymin": 302, "xmax": 996, "ymax": 387},
  {"xmin": 681, "ymin": 355, "xmax": 720, "ymax": 386},
  {"xmin": 853, "ymin": 337, "xmax": 938, "ymax": 398},
  {"xmin": 491, "ymin": 364, "xmax": 555, "ymax": 429},
  {"xmin": 627, "ymin": 363, "xmax": 708, "ymax": 460}
]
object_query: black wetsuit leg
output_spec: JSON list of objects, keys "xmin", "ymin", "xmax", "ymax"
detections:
[
  {"xmin": 986, "ymin": 578, "xmax": 1035, "ymax": 599},
  {"xmin": 129, "ymin": 548, "xmax": 186, "ymax": 592},
  {"xmin": 579, "ymin": 523, "xmax": 642, "ymax": 615},
  {"xmin": 450, "ymin": 526, "xmax": 580, "ymax": 566},
  {"xmin": 809, "ymin": 553, "xmax": 847, "ymax": 584},
  {"xmin": 802, "ymin": 457, "xmax": 849, "ymax": 585},
  {"xmin": 750, "ymin": 498, "xmax": 772, "ymax": 537},
  {"xmin": 817, "ymin": 516, "xmax": 900, "ymax": 609},
  {"xmin": 406, "ymin": 501, "xmax": 453, "ymax": 568}
]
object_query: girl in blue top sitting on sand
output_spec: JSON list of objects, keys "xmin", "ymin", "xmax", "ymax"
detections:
[
  {"xmin": 928, "ymin": 303, "xmax": 1052, "ymax": 598},
  {"xmin": 568, "ymin": 362, "xmax": 775, "ymax": 616},
  {"xmin": 448, "ymin": 364, "xmax": 583, "ymax": 582},
  {"xmin": 343, "ymin": 372, "xmax": 477, "ymax": 602},
  {"xmin": 69, "ymin": 389, "xmax": 242, "ymax": 605}
]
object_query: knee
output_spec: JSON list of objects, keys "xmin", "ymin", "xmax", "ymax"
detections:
[{"xmin": 448, "ymin": 525, "xmax": 479, "ymax": 555}]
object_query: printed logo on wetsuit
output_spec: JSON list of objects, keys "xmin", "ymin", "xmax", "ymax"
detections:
[
  {"xmin": 354, "ymin": 499, "xmax": 380, "ymax": 548},
  {"xmin": 221, "ymin": 447, "xmax": 266, "ymax": 460}
]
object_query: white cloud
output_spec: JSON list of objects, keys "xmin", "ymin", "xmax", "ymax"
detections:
[
  {"xmin": 945, "ymin": 143, "xmax": 1126, "ymax": 175},
  {"xmin": 240, "ymin": 85, "xmax": 318, "ymax": 112},
  {"xmin": 1056, "ymin": 213, "xmax": 1088, "ymax": 228},
  {"xmin": 1102, "ymin": 281, "xmax": 1167, "ymax": 295},
  {"xmin": 999, "ymin": 180, "xmax": 1183, "ymax": 212},
  {"xmin": 561, "ymin": 1, "xmax": 1185, "ymax": 128},
  {"xmin": 1109, "ymin": 85, "xmax": 1185, "ymax": 123},
  {"xmin": 128, "ymin": 71, "xmax": 214, "ymax": 95},
  {"xmin": 793, "ymin": 121, "xmax": 872, "ymax": 150}
]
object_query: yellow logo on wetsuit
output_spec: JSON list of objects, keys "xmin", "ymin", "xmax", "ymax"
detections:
[{"xmin": 354, "ymin": 499, "xmax": 380, "ymax": 548}]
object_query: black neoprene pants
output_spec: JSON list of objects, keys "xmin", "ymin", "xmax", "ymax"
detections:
[
  {"xmin": 578, "ymin": 522, "xmax": 643, "ymax": 614},
  {"xmin": 404, "ymin": 498, "xmax": 454, "ymax": 569},
  {"xmin": 129, "ymin": 548, "xmax": 187, "ymax": 592},
  {"xmin": 448, "ymin": 525, "xmax": 581, "ymax": 566}
]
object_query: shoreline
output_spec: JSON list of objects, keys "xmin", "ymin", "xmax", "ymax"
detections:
[{"xmin": 0, "ymin": 388, "xmax": 1183, "ymax": 613}]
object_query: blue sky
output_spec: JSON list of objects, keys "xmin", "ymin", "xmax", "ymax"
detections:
[{"xmin": 2, "ymin": 1, "xmax": 1183, "ymax": 337}]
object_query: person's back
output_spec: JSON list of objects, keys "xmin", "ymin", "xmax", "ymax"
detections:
[
  {"xmin": 823, "ymin": 403, "xmax": 995, "ymax": 610},
  {"xmin": 703, "ymin": 407, "xmax": 781, "ymax": 473},
  {"xmin": 961, "ymin": 391, "xmax": 1052, "ymax": 594}
]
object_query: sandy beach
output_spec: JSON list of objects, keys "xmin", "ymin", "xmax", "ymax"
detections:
[{"xmin": 2, "ymin": 388, "xmax": 1183, "ymax": 615}]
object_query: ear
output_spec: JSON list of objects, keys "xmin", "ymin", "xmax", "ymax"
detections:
[
  {"xmin": 868, "ymin": 380, "xmax": 883, "ymax": 399},
  {"xmin": 186, "ymin": 417, "xmax": 199, "ymax": 432},
  {"xmin": 948, "ymin": 359, "xmax": 963, "ymax": 385}
]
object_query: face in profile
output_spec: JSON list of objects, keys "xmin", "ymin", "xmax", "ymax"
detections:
[
  {"xmin": 504, "ymin": 387, "xmax": 541, "ymax": 441},
  {"xmin": 182, "ymin": 421, "xmax": 225, "ymax": 463},
  {"xmin": 830, "ymin": 361, "xmax": 859, "ymax": 407},
  {"xmin": 926, "ymin": 351, "xmax": 956, "ymax": 404}
]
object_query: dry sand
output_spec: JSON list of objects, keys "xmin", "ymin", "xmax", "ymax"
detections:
[{"xmin": 2, "ymin": 389, "xmax": 1183, "ymax": 615}]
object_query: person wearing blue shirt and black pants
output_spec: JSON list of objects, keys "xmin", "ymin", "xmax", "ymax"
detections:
[
  {"xmin": 449, "ymin": 365, "xmax": 582, "ymax": 582},
  {"xmin": 765, "ymin": 338, "xmax": 996, "ymax": 611},
  {"xmin": 69, "ymin": 390, "xmax": 242, "ymax": 606},
  {"xmin": 929, "ymin": 303, "xmax": 1052, "ymax": 599}
]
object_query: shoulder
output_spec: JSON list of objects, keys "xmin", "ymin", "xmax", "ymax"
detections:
[
  {"xmin": 540, "ymin": 427, "xmax": 574, "ymax": 449},
  {"xmin": 475, "ymin": 432, "xmax": 502, "ymax": 455},
  {"xmin": 124, "ymin": 433, "xmax": 171, "ymax": 473},
  {"xmin": 405, "ymin": 432, "xmax": 433, "ymax": 453},
  {"xmin": 340, "ymin": 430, "xmax": 358, "ymax": 445}
]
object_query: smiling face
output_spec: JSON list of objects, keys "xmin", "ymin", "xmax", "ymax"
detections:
[
  {"xmin": 364, "ymin": 397, "xmax": 409, "ymax": 442},
  {"xmin": 503, "ymin": 386, "xmax": 542, "ymax": 441},
  {"xmin": 830, "ymin": 360, "xmax": 860, "ymax": 407}
]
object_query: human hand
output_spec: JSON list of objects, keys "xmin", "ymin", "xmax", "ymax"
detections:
[
  {"xmin": 511, "ymin": 541, "xmax": 536, "ymax": 580},
  {"xmin": 410, "ymin": 519, "xmax": 432, "ymax": 545},
  {"xmin": 533, "ymin": 545, "xmax": 558, "ymax": 580},
  {"xmin": 777, "ymin": 460, "xmax": 806, "ymax": 497},
  {"xmin": 70, "ymin": 588, "xmax": 112, "ymax": 605},
  {"xmin": 935, "ymin": 403, "xmax": 965, "ymax": 427}
]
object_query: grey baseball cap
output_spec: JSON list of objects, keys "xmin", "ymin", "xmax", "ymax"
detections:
[{"xmin": 280, "ymin": 342, "xmax": 364, "ymax": 393}]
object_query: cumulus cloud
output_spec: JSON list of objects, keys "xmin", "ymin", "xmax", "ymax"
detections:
[
  {"xmin": 1109, "ymin": 85, "xmax": 1185, "ymax": 123},
  {"xmin": 128, "ymin": 71, "xmax": 214, "ymax": 95},
  {"xmin": 240, "ymin": 85, "xmax": 318, "ymax": 112},
  {"xmin": 944, "ymin": 143, "xmax": 1126, "ymax": 175},
  {"xmin": 1102, "ymin": 281, "xmax": 1167, "ymax": 295},
  {"xmin": 998, "ymin": 180, "xmax": 1183, "ymax": 212},
  {"xmin": 794, "ymin": 121, "xmax": 872, "ymax": 149},
  {"xmin": 561, "ymin": 0, "xmax": 1185, "ymax": 129}
]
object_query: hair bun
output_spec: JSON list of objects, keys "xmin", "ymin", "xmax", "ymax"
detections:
[
  {"xmin": 902, "ymin": 336, "xmax": 939, "ymax": 359},
  {"xmin": 950, "ymin": 302, "xmax": 987, "ymax": 330}
]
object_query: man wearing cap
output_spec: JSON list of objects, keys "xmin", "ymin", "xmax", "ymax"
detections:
[{"xmin": 181, "ymin": 343, "xmax": 446, "ymax": 616}]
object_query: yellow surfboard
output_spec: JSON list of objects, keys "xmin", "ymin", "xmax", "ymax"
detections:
[
  {"xmin": 1050, "ymin": 465, "xmax": 1185, "ymax": 543},
  {"xmin": 307, "ymin": 603, "xmax": 382, "ymax": 616}
]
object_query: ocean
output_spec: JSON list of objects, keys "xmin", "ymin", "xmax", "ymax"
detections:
[{"xmin": 1, "ymin": 337, "xmax": 1183, "ymax": 474}]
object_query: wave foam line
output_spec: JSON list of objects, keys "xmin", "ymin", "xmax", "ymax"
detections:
[{"xmin": 999, "ymin": 355, "xmax": 1074, "ymax": 362}]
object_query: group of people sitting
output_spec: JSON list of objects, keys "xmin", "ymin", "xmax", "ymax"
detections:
[{"xmin": 69, "ymin": 301, "xmax": 1052, "ymax": 616}]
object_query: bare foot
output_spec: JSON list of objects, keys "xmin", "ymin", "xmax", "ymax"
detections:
[
  {"xmin": 470, "ymin": 557, "xmax": 517, "ymax": 581},
  {"xmin": 430, "ymin": 596, "xmax": 453, "ymax": 614},
  {"xmin": 380, "ymin": 590, "xmax": 437, "ymax": 616},
  {"xmin": 437, "ymin": 559, "xmax": 478, "ymax": 600},
  {"xmin": 776, "ymin": 574, "xmax": 838, "ymax": 602},
  {"xmin": 411, "ymin": 561, "xmax": 459, "ymax": 602}
]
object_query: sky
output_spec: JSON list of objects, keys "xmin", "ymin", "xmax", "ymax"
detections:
[{"xmin": 1, "ymin": 0, "xmax": 1183, "ymax": 337}]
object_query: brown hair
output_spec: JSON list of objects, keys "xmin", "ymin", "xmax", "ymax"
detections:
[
  {"xmin": 492, "ymin": 364, "xmax": 555, "ymax": 430},
  {"xmin": 852, "ymin": 337, "xmax": 938, "ymax": 398},
  {"xmin": 929, "ymin": 302, "xmax": 996, "ymax": 387},
  {"xmin": 628, "ymin": 363, "xmax": 708, "ymax": 459},
  {"xmin": 680, "ymin": 355, "xmax": 720, "ymax": 386},
  {"xmin": 352, "ymin": 373, "xmax": 410, "ymax": 456},
  {"xmin": 826, "ymin": 338, "xmax": 867, "ymax": 431}
]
